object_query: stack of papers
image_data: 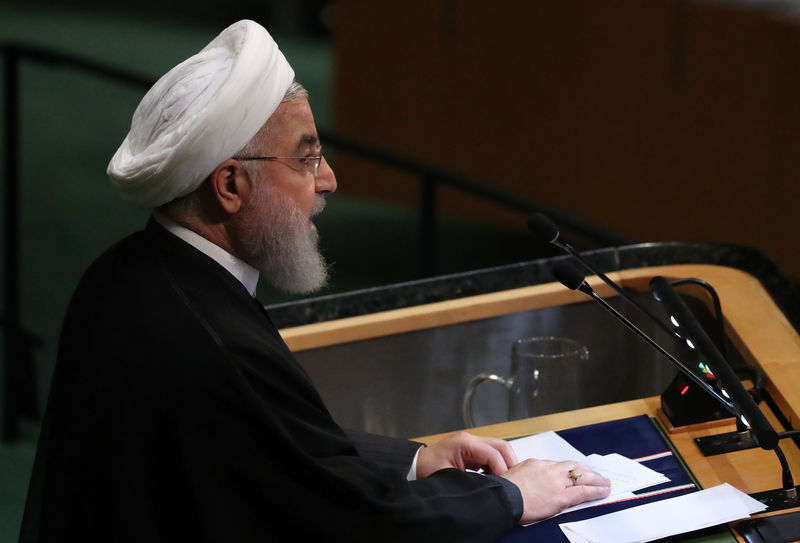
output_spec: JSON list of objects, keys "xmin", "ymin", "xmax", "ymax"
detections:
[
  {"xmin": 509, "ymin": 431, "xmax": 670, "ymax": 516},
  {"xmin": 560, "ymin": 453, "xmax": 670, "ymax": 514},
  {"xmin": 506, "ymin": 431, "xmax": 767, "ymax": 542},
  {"xmin": 559, "ymin": 483, "xmax": 767, "ymax": 543}
]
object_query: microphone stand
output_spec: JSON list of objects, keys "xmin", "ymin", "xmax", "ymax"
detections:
[
  {"xmin": 649, "ymin": 276, "xmax": 798, "ymax": 511},
  {"xmin": 551, "ymin": 263, "xmax": 736, "ymax": 419},
  {"xmin": 542, "ymin": 216, "xmax": 800, "ymax": 536},
  {"xmin": 554, "ymin": 260, "xmax": 799, "ymax": 514},
  {"xmin": 666, "ymin": 278, "xmax": 759, "ymax": 452},
  {"xmin": 530, "ymin": 213, "xmax": 762, "ymax": 447}
]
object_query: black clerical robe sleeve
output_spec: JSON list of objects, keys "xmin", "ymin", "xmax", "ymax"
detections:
[
  {"xmin": 342, "ymin": 429, "xmax": 524, "ymax": 522},
  {"xmin": 344, "ymin": 429, "xmax": 422, "ymax": 474}
]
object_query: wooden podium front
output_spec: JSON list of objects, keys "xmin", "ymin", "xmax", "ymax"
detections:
[{"xmin": 279, "ymin": 263, "xmax": 800, "ymax": 541}]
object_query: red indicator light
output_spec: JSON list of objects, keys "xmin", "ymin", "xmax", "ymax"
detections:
[{"xmin": 680, "ymin": 385, "xmax": 690, "ymax": 395}]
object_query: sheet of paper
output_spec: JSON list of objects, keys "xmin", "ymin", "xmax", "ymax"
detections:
[
  {"xmin": 558, "ymin": 491, "xmax": 637, "ymax": 516},
  {"xmin": 554, "ymin": 454, "xmax": 669, "ymax": 516},
  {"xmin": 585, "ymin": 453, "xmax": 670, "ymax": 494},
  {"xmin": 509, "ymin": 431, "xmax": 588, "ymax": 463},
  {"xmin": 559, "ymin": 483, "xmax": 767, "ymax": 543},
  {"xmin": 510, "ymin": 432, "xmax": 674, "ymax": 521},
  {"xmin": 511, "ymin": 432, "xmax": 675, "ymax": 525}
]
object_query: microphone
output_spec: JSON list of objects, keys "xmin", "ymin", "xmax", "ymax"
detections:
[
  {"xmin": 528, "ymin": 213, "xmax": 675, "ymax": 337},
  {"xmin": 532, "ymin": 213, "xmax": 770, "ymax": 442},
  {"xmin": 530, "ymin": 213, "xmax": 741, "ymax": 430},
  {"xmin": 551, "ymin": 261, "xmax": 736, "ymax": 414},
  {"xmin": 527, "ymin": 213, "xmax": 560, "ymax": 245}
]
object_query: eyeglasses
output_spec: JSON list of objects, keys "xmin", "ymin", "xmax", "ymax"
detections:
[{"xmin": 235, "ymin": 155, "xmax": 322, "ymax": 177}]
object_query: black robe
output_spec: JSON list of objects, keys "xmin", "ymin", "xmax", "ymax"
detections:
[{"xmin": 20, "ymin": 220, "xmax": 520, "ymax": 542}]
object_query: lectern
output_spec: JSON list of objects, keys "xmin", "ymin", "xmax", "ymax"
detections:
[{"xmin": 268, "ymin": 242, "xmax": 800, "ymax": 542}]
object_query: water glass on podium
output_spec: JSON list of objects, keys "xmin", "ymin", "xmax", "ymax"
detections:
[{"xmin": 462, "ymin": 336, "xmax": 591, "ymax": 427}]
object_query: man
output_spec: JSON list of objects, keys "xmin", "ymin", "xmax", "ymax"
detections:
[{"xmin": 20, "ymin": 20, "xmax": 610, "ymax": 542}]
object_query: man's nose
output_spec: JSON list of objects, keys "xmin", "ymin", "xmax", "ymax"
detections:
[{"xmin": 315, "ymin": 156, "xmax": 337, "ymax": 194}]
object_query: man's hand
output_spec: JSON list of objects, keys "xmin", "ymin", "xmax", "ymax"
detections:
[
  {"xmin": 501, "ymin": 459, "xmax": 611, "ymax": 524},
  {"xmin": 416, "ymin": 432, "xmax": 519, "ymax": 478}
]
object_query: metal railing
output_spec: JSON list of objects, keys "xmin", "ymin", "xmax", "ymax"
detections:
[{"xmin": 1, "ymin": 42, "xmax": 632, "ymax": 441}]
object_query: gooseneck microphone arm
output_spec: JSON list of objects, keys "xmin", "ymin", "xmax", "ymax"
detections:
[
  {"xmin": 529, "ymin": 214, "xmax": 764, "ymax": 435},
  {"xmin": 528, "ymin": 213, "xmax": 676, "ymax": 338},
  {"xmin": 669, "ymin": 277, "xmax": 727, "ymax": 357},
  {"xmin": 555, "ymin": 262, "xmax": 799, "ymax": 506},
  {"xmin": 551, "ymin": 262, "xmax": 736, "ymax": 414}
]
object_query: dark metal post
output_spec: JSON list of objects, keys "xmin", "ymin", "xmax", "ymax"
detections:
[
  {"xmin": 419, "ymin": 175, "xmax": 437, "ymax": 278},
  {"xmin": 3, "ymin": 47, "xmax": 21, "ymax": 441}
]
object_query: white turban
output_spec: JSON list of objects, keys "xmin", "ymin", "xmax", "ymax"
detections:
[{"xmin": 107, "ymin": 20, "xmax": 294, "ymax": 208}]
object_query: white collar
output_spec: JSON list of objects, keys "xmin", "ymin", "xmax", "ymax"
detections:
[{"xmin": 152, "ymin": 212, "xmax": 260, "ymax": 297}]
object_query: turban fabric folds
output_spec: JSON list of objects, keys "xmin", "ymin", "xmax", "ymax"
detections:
[{"xmin": 107, "ymin": 20, "xmax": 294, "ymax": 208}]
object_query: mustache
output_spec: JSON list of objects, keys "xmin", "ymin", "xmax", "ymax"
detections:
[{"xmin": 310, "ymin": 195, "xmax": 326, "ymax": 218}]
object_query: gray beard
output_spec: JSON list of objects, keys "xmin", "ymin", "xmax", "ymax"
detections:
[{"xmin": 239, "ymin": 187, "xmax": 329, "ymax": 294}]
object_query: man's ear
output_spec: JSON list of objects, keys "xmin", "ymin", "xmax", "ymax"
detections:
[{"xmin": 208, "ymin": 159, "xmax": 252, "ymax": 215}]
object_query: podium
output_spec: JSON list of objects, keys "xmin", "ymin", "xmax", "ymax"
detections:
[{"xmin": 269, "ymin": 242, "xmax": 800, "ymax": 542}]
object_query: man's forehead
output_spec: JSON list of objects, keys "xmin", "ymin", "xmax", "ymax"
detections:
[
  {"xmin": 270, "ymin": 97, "xmax": 313, "ymax": 124},
  {"xmin": 267, "ymin": 98, "xmax": 318, "ymax": 149}
]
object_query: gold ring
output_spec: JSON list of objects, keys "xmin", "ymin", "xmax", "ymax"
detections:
[{"xmin": 568, "ymin": 469, "xmax": 582, "ymax": 485}]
